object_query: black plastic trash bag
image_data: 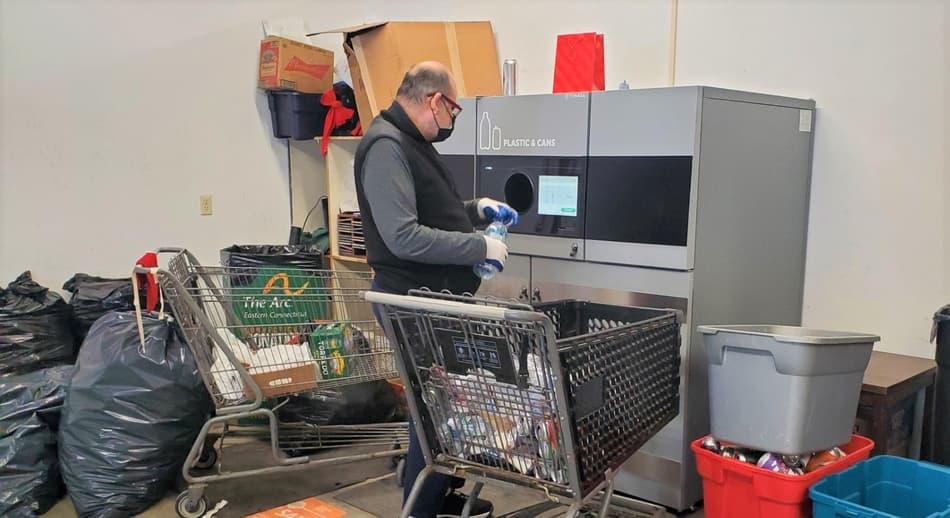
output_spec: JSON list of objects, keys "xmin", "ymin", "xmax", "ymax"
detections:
[
  {"xmin": 62, "ymin": 273, "xmax": 135, "ymax": 342},
  {"xmin": 279, "ymin": 389, "xmax": 347, "ymax": 425},
  {"xmin": 324, "ymin": 325, "xmax": 400, "ymax": 425},
  {"xmin": 221, "ymin": 244, "xmax": 324, "ymax": 270},
  {"xmin": 322, "ymin": 81, "xmax": 361, "ymax": 136},
  {"xmin": 0, "ymin": 272, "xmax": 75, "ymax": 376},
  {"xmin": 332, "ymin": 380, "xmax": 401, "ymax": 424},
  {"xmin": 0, "ymin": 365, "xmax": 73, "ymax": 517},
  {"xmin": 933, "ymin": 303, "xmax": 950, "ymax": 465},
  {"xmin": 278, "ymin": 383, "xmax": 400, "ymax": 426},
  {"xmin": 59, "ymin": 311, "xmax": 212, "ymax": 518},
  {"xmin": 277, "ymin": 325, "xmax": 400, "ymax": 427}
]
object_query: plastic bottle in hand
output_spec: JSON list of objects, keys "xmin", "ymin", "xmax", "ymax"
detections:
[{"xmin": 474, "ymin": 221, "xmax": 508, "ymax": 280}]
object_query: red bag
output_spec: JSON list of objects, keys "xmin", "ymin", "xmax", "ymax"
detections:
[{"xmin": 553, "ymin": 32, "xmax": 605, "ymax": 94}]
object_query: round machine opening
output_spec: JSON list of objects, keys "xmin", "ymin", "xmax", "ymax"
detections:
[{"xmin": 504, "ymin": 173, "xmax": 534, "ymax": 214}]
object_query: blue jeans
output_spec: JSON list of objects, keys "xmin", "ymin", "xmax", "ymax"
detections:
[{"xmin": 370, "ymin": 280, "xmax": 464, "ymax": 517}]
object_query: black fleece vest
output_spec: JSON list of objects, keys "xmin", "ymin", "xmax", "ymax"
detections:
[{"xmin": 354, "ymin": 102, "xmax": 480, "ymax": 295}]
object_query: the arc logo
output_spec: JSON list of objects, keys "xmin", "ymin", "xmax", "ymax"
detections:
[{"xmin": 262, "ymin": 272, "xmax": 310, "ymax": 296}]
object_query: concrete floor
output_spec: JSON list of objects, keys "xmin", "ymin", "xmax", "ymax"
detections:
[{"xmin": 41, "ymin": 438, "xmax": 704, "ymax": 518}]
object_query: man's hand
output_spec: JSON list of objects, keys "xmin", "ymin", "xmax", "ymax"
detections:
[
  {"xmin": 477, "ymin": 198, "xmax": 519, "ymax": 226},
  {"xmin": 483, "ymin": 235, "xmax": 509, "ymax": 272}
]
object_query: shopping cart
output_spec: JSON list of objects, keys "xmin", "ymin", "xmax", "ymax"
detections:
[
  {"xmin": 366, "ymin": 290, "xmax": 683, "ymax": 518},
  {"xmin": 138, "ymin": 248, "xmax": 408, "ymax": 518}
]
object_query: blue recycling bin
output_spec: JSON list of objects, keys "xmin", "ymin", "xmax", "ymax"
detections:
[{"xmin": 810, "ymin": 455, "xmax": 950, "ymax": 518}]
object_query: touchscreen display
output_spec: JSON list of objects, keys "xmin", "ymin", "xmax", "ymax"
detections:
[{"xmin": 537, "ymin": 176, "xmax": 578, "ymax": 217}]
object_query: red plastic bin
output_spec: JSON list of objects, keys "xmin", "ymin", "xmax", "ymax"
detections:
[{"xmin": 691, "ymin": 434, "xmax": 874, "ymax": 518}]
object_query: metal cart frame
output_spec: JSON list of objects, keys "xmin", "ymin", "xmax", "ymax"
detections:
[
  {"xmin": 138, "ymin": 248, "xmax": 408, "ymax": 517},
  {"xmin": 367, "ymin": 290, "xmax": 683, "ymax": 518}
]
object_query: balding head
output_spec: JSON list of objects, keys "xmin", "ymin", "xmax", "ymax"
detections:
[
  {"xmin": 395, "ymin": 61, "xmax": 458, "ymax": 103},
  {"xmin": 393, "ymin": 61, "xmax": 461, "ymax": 142}
]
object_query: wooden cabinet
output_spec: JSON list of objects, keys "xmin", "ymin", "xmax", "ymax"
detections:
[{"xmin": 856, "ymin": 351, "xmax": 937, "ymax": 460}]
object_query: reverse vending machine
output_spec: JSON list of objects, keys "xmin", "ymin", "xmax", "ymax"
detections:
[{"xmin": 476, "ymin": 87, "xmax": 816, "ymax": 511}]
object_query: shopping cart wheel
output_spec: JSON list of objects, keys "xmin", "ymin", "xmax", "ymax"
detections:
[
  {"xmin": 175, "ymin": 491, "xmax": 208, "ymax": 518},
  {"xmin": 395, "ymin": 457, "xmax": 406, "ymax": 487},
  {"xmin": 390, "ymin": 442, "xmax": 404, "ymax": 468},
  {"xmin": 194, "ymin": 446, "xmax": 218, "ymax": 470}
]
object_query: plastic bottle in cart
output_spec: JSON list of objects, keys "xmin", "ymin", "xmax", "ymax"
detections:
[{"xmin": 473, "ymin": 221, "xmax": 508, "ymax": 280}]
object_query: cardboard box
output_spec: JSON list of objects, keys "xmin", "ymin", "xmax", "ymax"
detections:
[
  {"xmin": 310, "ymin": 22, "xmax": 502, "ymax": 131},
  {"xmin": 259, "ymin": 36, "xmax": 334, "ymax": 93},
  {"xmin": 243, "ymin": 363, "xmax": 319, "ymax": 398}
]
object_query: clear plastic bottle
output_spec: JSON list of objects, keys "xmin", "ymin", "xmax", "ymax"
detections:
[{"xmin": 473, "ymin": 221, "xmax": 508, "ymax": 280}]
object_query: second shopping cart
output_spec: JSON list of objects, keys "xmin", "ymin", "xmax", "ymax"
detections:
[
  {"xmin": 141, "ymin": 248, "xmax": 408, "ymax": 518},
  {"xmin": 368, "ymin": 290, "xmax": 683, "ymax": 518}
]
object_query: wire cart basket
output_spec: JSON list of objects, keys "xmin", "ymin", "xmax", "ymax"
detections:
[
  {"xmin": 367, "ymin": 290, "xmax": 683, "ymax": 518},
  {"xmin": 139, "ymin": 248, "xmax": 408, "ymax": 518}
]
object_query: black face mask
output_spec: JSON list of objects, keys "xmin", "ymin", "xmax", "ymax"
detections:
[{"xmin": 431, "ymin": 105, "xmax": 457, "ymax": 143}]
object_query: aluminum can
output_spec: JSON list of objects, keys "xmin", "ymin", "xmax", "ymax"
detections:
[
  {"xmin": 805, "ymin": 448, "xmax": 843, "ymax": 473},
  {"xmin": 503, "ymin": 59, "xmax": 517, "ymax": 96},
  {"xmin": 757, "ymin": 452, "xmax": 791, "ymax": 474},
  {"xmin": 701, "ymin": 436, "xmax": 721, "ymax": 454}
]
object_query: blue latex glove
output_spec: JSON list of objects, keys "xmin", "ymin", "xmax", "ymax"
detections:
[{"xmin": 477, "ymin": 198, "xmax": 519, "ymax": 226}]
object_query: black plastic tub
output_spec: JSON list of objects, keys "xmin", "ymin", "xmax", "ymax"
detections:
[{"xmin": 267, "ymin": 90, "xmax": 327, "ymax": 140}]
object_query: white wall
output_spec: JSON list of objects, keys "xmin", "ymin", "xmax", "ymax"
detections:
[
  {"xmin": 676, "ymin": 0, "xmax": 949, "ymax": 359},
  {"xmin": 1, "ymin": 0, "xmax": 947, "ymax": 357},
  {"xmin": 0, "ymin": 1, "xmax": 296, "ymax": 286}
]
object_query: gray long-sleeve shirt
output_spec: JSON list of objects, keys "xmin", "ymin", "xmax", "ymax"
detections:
[{"xmin": 361, "ymin": 139, "xmax": 488, "ymax": 266}]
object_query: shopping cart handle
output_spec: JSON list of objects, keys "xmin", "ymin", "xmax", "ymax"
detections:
[{"xmin": 363, "ymin": 291, "xmax": 549, "ymax": 323}]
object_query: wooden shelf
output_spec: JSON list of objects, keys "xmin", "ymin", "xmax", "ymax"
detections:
[{"xmin": 331, "ymin": 254, "xmax": 368, "ymax": 264}]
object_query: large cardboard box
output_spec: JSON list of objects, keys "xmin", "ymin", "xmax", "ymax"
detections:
[
  {"xmin": 311, "ymin": 22, "xmax": 502, "ymax": 130},
  {"xmin": 259, "ymin": 36, "xmax": 334, "ymax": 93}
]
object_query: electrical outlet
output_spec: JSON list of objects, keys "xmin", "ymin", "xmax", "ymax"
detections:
[{"xmin": 199, "ymin": 195, "xmax": 213, "ymax": 216}]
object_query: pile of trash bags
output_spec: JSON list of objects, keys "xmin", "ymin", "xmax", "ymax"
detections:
[
  {"xmin": 0, "ymin": 365, "xmax": 74, "ymax": 516},
  {"xmin": 62, "ymin": 273, "xmax": 135, "ymax": 342},
  {"xmin": 58, "ymin": 311, "xmax": 213, "ymax": 517},
  {"xmin": 0, "ymin": 272, "xmax": 75, "ymax": 376},
  {"xmin": 1, "ymin": 257, "xmax": 404, "ymax": 516}
]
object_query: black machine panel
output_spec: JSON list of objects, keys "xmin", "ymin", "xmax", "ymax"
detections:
[
  {"xmin": 586, "ymin": 156, "xmax": 692, "ymax": 247},
  {"xmin": 476, "ymin": 156, "xmax": 587, "ymax": 239}
]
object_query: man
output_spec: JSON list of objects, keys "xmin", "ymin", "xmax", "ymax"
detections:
[{"xmin": 354, "ymin": 61, "xmax": 517, "ymax": 518}]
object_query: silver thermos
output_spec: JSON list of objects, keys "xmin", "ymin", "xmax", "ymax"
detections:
[{"xmin": 503, "ymin": 59, "xmax": 517, "ymax": 96}]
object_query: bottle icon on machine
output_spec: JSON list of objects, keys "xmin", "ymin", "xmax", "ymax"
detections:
[{"xmin": 479, "ymin": 112, "xmax": 502, "ymax": 151}]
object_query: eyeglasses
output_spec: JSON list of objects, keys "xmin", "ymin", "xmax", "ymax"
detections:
[{"xmin": 430, "ymin": 92, "xmax": 463, "ymax": 117}]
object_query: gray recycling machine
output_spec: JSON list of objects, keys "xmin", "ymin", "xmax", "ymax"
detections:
[{"xmin": 440, "ymin": 86, "xmax": 816, "ymax": 510}]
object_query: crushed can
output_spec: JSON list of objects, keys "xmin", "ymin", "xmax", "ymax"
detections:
[
  {"xmin": 805, "ymin": 447, "xmax": 845, "ymax": 473},
  {"xmin": 757, "ymin": 452, "xmax": 792, "ymax": 474},
  {"xmin": 701, "ymin": 436, "xmax": 721, "ymax": 454}
]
